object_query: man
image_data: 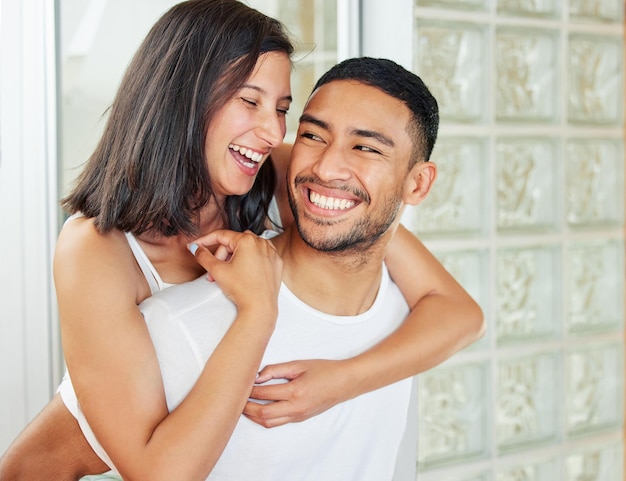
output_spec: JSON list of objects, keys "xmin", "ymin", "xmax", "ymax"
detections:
[{"xmin": 141, "ymin": 56, "xmax": 440, "ymax": 480}]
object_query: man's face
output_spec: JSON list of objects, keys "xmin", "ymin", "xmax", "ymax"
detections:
[{"xmin": 287, "ymin": 79, "xmax": 415, "ymax": 253}]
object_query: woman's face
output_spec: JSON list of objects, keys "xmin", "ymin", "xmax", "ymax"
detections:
[{"xmin": 205, "ymin": 51, "xmax": 292, "ymax": 198}]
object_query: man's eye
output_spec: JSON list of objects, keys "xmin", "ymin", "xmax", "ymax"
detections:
[
  {"xmin": 277, "ymin": 107, "xmax": 289, "ymax": 116},
  {"xmin": 355, "ymin": 145, "xmax": 381, "ymax": 154},
  {"xmin": 301, "ymin": 132, "xmax": 323, "ymax": 142}
]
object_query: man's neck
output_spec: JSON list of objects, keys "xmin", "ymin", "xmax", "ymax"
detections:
[{"xmin": 272, "ymin": 226, "xmax": 389, "ymax": 316}]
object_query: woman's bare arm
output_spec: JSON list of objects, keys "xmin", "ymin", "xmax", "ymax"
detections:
[{"xmin": 55, "ymin": 221, "xmax": 281, "ymax": 481}]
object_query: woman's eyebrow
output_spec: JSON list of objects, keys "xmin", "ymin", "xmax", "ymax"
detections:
[{"xmin": 241, "ymin": 84, "xmax": 292, "ymax": 102}]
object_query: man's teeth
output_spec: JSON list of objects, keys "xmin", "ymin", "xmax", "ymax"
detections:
[
  {"xmin": 229, "ymin": 144, "xmax": 263, "ymax": 163},
  {"xmin": 310, "ymin": 191, "xmax": 355, "ymax": 210}
]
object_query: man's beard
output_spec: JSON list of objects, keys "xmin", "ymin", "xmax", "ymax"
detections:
[{"xmin": 288, "ymin": 175, "xmax": 402, "ymax": 253}]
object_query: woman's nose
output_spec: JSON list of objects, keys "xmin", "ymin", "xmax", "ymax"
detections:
[{"xmin": 257, "ymin": 111, "xmax": 286, "ymax": 148}]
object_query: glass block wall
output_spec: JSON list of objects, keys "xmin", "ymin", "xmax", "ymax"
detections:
[{"xmin": 402, "ymin": 0, "xmax": 625, "ymax": 479}]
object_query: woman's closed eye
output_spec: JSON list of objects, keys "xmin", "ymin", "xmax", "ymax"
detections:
[
  {"xmin": 241, "ymin": 97, "xmax": 289, "ymax": 117},
  {"xmin": 241, "ymin": 97, "xmax": 257, "ymax": 107}
]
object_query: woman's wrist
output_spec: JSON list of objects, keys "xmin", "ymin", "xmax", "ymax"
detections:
[{"xmin": 236, "ymin": 303, "xmax": 278, "ymax": 329}]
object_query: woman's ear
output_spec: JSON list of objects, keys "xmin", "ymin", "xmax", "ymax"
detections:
[{"xmin": 403, "ymin": 161, "xmax": 437, "ymax": 206}]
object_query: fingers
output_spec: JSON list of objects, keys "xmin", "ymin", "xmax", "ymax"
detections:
[
  {"xmin": 255, "ymin": 362, "xmax": 302, "ymax": 384},
  {"xmin": 213, "ymin": 244, "xmax": 232, "ymax": 262},
  {"xmin": 187, "ymin": 230, "xmax": 264, "ymax": 275},
  {"xmin": 249, "ymin": 381, "xmax": 290, "ymax": 402},
  {"xmin": 187, "ymin": 229, "xmax": 243, "ymax": 270},
  {"xmin": 243, "ymin": 400, "xmax": 294, "ymax": 428},
  {"xmin": 191, "ymin": 229, "xmax": 271, "ymax": 256},
  {"xmin": 191, "ymin": 229, "xmax": 248, "ymax": 253},
  {"xmin": 188, "ymin": 230, "xmax": 283, "ymax": 312},
  {"xmin": 187, "ymin": 242, "xmax": 217, "ymax": 281}
]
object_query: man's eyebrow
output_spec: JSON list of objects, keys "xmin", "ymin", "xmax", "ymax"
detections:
[
  {"xmin": 299, "ymin": 113, "xmax": 330, "ymax": 131},
  {"xmin": 299, "ymin": 113, "xmax": 394, "ymax": 148},
  {"xmin": 351, "ymin": 129, "xmax": 395, "ymax": 147},
  {"xmin": 241, "ymin": 84, "xmax": 293, "ymax": 103}
]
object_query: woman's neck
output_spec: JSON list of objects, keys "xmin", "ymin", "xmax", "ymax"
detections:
[
  {"xmin": 134, "ymin": 198, "xmax": 228, "ymax": 284},
  {"xmin": 197, "ymin": 197, "xmax": 228, "ymax": 236}
]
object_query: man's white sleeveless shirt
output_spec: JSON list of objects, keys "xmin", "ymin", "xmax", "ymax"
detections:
[{"xmin": 141, "ymin": 262, "xmax": 413, "ymax": 481}]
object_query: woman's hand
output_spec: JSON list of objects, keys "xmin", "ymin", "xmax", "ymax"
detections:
[
  {"xmin": 190, "ymin": 230, "xmax": 283, "ymax": 317},
  {"xmin": 243, "ymin": 359, "xmax": 353, "ymax": 428}
]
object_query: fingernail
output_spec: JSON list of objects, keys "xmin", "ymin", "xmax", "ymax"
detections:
[{"xmin": 188, "ymin": 242, "xmax": 199, "ymax": 255}]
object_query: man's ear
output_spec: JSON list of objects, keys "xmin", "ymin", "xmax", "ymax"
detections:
[{"xmin": 403, "ymin": 161, "xmax": 437, "ymax": 206}]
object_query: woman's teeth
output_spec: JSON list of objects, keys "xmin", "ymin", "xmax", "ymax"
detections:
[{"xmin": 229, "ymin": 144, "xmax": 263, "ymax": 163}]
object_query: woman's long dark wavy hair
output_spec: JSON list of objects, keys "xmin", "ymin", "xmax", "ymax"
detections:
[{"xmin": 62, "ymin": 0, "xmax": 294, "ymax": 236}]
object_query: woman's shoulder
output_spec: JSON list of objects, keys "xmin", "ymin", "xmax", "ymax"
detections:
[
  {"xmin": 55, "ymin": 216, "xmax": 134, "ymax": 274},
  {"xmin": 58, "ymin": 215, "xmax": 125, "ymax": 250},
  {"xmin": 54, "ymin": 215, "xmax": 150, "ymax": 300}
]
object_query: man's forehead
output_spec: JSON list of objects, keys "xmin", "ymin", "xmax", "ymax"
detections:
[
  {"xmin": 301, "ymin": 80, "xmax": 410, "ymax": 138},
  {"xmin": 306, "ymin": 79, "xmax": 373, "ymax": 106}
]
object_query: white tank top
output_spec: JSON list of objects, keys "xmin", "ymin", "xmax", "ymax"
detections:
[
  {"xmin": 140, "ymin": 265, "xmax": 412, "ymax": 480},
  {"xmin": 123, "ymin": 231, "xmax": 174, "ymax": 293}
]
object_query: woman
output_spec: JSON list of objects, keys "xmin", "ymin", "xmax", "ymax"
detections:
[{"xmin": 0, "ymin": 0, "xmax": 483, "ymax": 479}]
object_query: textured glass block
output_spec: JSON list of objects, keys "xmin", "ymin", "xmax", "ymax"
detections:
[
  {"xmin": 435, "ymin": 250, "xmax": 490, "ymax": 349},
  {"xmin": 565, "ymin": 442, "xmax": 623, "ymax": 481},
  {"xmin": 569, "ymin": 0, "xmax": 624, "ymax": 23},
  {"xmin": 417, "ymin": 0, "xmax": 488, "ymax": 10},
  {"xmin": 565, "ymin": 139, "xmax": 624, "ymax": 228},
  {"xmin": 496, "ymin": 138, "xmax": 559, "ymax": 232},
  {"xmin": 566, "ymin": 343, "xmax": 623, "ymax": 436},
  {"xmin": 495, "ymin": 247, "xmax": 560, "ymax": 343},
  {"xmin": 414, "ymin": 22, "xmax": 487, "ymax": 122},
  {"xmin": 496, "ymin": 353, "xmax": 560, "ymax": 453},
  {"xmin": 497, "ymin": 0, "xmax": 559, "ymax": 17},
  {"xmin": 413, "ymin": 137, "xmax": 487, "ymax": 236},
  {"xmin": 495, "ymin": 28, "xmax": 558, "ymax": 122},
  {"xmin": 568, "ymin": 34, "xmax": 623, "ymax": 125},
  {"xmin": 495, "ymin": 457, "xmax": 560, "ymax": 481},
  {"xmin": 436, "ymin": 251, "xmax": 486, "ymax": 301},
  {"xmin": 566, "ymin": 240, "xmax": 624, "ymax": 333},
  {"xmin": 418, "ymin": 362, "xmax": 489, "ymax": 469},
  {"xmin": 272, "ymin": 0, "xmax": 337, "ymax": 48},
  {"xmin": 438, "ymin": 471, "xmax": 491, "ymax": 481}
]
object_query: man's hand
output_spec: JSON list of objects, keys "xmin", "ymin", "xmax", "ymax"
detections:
[{"xmin": 244, "ymin": 359, "xmax": 353, "ymax": 428}]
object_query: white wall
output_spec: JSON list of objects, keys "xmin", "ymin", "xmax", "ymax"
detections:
[{"xmin": 0, "ymin": 0, "xmax": 60, "ymax": 452}]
